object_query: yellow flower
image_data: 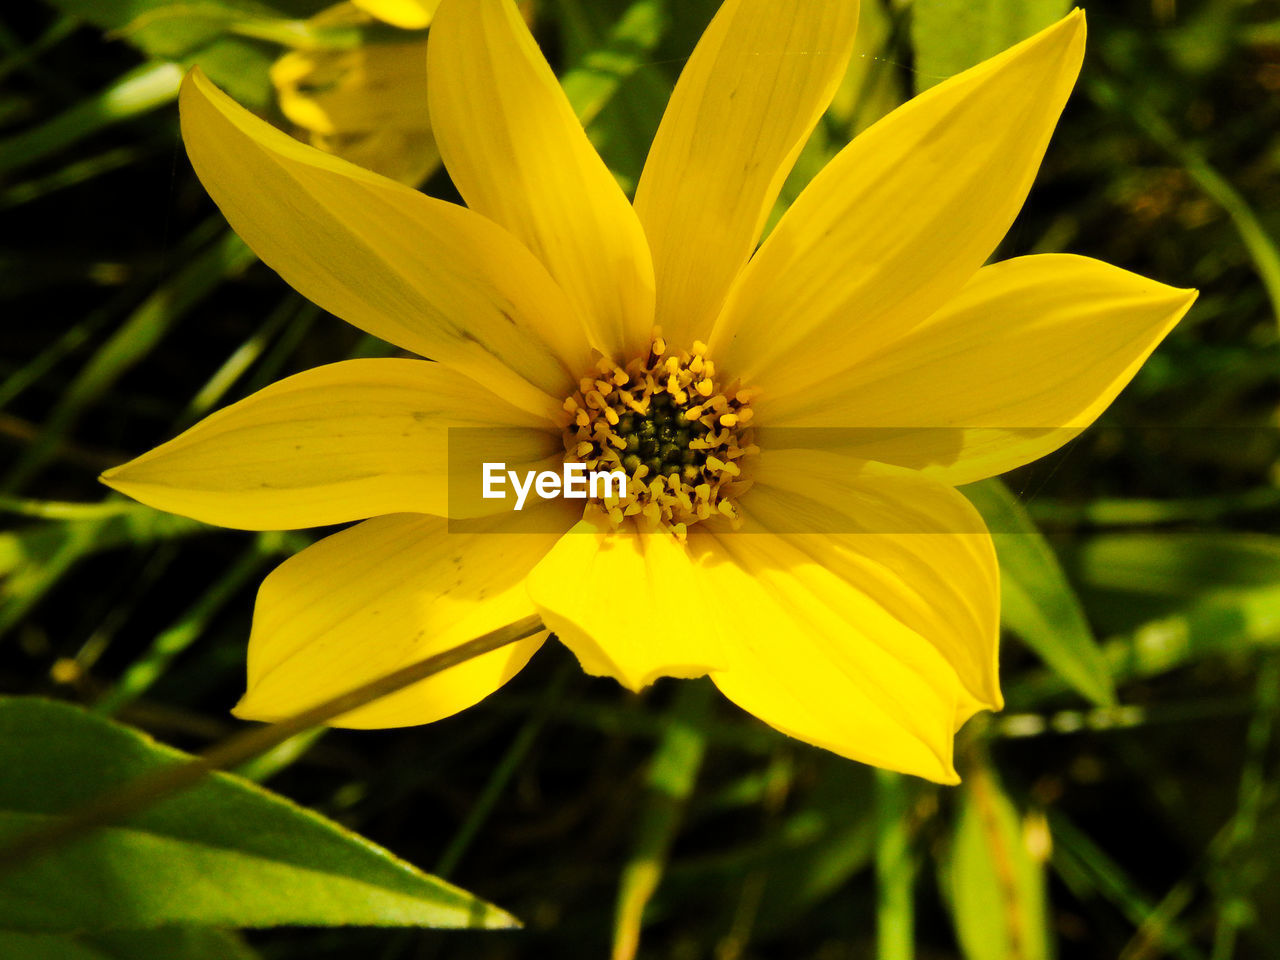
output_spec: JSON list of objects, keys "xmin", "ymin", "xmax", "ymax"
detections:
[
  {"xmin": 349, "ymin": 0, "xmax": 437, "ymax": 30},
  {"xmin": 102, "ymin": 0, "xmax": 1195, "ymax": 783},
  {"xmin": 270, "ymin": 2, "xmax": 439, "ymax": 185}
]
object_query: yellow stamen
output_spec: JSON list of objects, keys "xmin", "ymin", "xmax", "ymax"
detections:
[{"xmin": 557, "ymin": 331, "xmax": 757, "ymax": 533}]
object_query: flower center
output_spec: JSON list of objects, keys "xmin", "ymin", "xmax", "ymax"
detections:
[{"xmin": 559, "ymin": 331, "xmax": 757, "ymax": 539}]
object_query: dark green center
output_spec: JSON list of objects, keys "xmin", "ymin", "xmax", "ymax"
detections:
[{"xmin": 613, "ymin": 391, "xmax": 709, "ymax": 481}]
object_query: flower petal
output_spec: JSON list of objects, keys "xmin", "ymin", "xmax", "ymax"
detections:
[
  {"xmin": 100, "ymin": 359, "xmax": 560, "ymax": 530},
  {"xmin": 690, "ymin": 450, "xmax": 1000, "ymax": 782},
  {"xmin": 235, "ymin": 509, "xmax": 569, "ymax": 727},
  {"xmin": 180, "ymin": 67, "xmax": 590, "ymax": 419},
  {"xmin": 271, "ymin": 38, "xmax": 440, "ymax": 185},
  {"xmin": 271, "ymin": 41, "xmax": 432, "ymax": 138},
  {"xmin": 633, "ymin": 0, "xmax": 859, "ymax": 346},
  {"xmin": 709, "ymin": 11, "xmax": 1087, "ymax": 397},
  {"xmin": 427, "ymin": 0, "xmax": 654, "ymax": 360},
  {"xmin": 761, "ymin": 255, "xmax": 1197, "ymax": 485},
  {"xmin": 350, "ymin": 0, "xmax": 438, "ymax": 30},
  {"xmin": 525, "ymin": 521, "xmax": 725, "ymax": 692}
]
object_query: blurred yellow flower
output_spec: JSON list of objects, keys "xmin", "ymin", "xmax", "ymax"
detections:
[
  {"xmin": 350, "ymin": 0, "xmax": 437, "ymax": 30},
  {"xmin": 271, "ymin": 2, "xmax": 438, "ymax": 184},
  {"xmin": 103, "ymin": 0, "xmax": 1195, "ymax": 783}
]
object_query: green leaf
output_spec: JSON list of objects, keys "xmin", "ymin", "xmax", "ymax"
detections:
[
  {"xmin": 1050, "ymin": 812, "xmax": 1204, "ymax": 960},
  {"xmin": 559, "ymin": 0, "xmax": 668, "ymax": 129},
  {"xmin": 612, "ymin": 680, "xmax": 710, "ymax": 960},
  {"xmin": 4, "ymin": 227, "xmax": 255, "ymax": 494},
  {"xmin": 1061, "ymin": 532, "xmax": 1280, "ymax": 636},
  {"xmin": 1011, "ymin": 536, "xmax": 1280, "ymax": 700},
  {"xmin": 750, "ymin": 759, "xmax": 876, "ymax": 933},
  {"xmin": 963, "ymin": 479, "xmax": 1114, "ymax": 707},
  {"xmin": 93, "ymin": 539, "xmax": 275, "ymax": 714},
  {"xmin": 42, "ymin": 0, "xmax": 307, "ymax": 58},
  {"xmin": 0, "ymin": 62, "xmax": 181, "ymax": 174},
  {"xmin": 0, "ymin": 697, "xmax": 518, "ymax": 932},
  {"xmin": 1072, "ymin": 533, "xmax": 1280, "ymax": 597},
  {"xmin": 658, "ymin": 757, "xmax": 876, "ymax": 936},
  {"xmin": 944, "ymin": 767, "xmax": 1050, "ymax": 960},
  {"xmin": 910, "ymin": 0, "xmax": 1071, "ymax": 91},
  {"xmin": 35, "ymin": 0, "xmax": 329, "ymax": 110},
  {"xmin": 875, "ymin": 771, "xmax": 916, "ymax": 960},
  {"xmin": 557, "ymin": 0, "xmax": 671, "ymax": 191},
  {"xmin": 1109, "ymin": 586, "xmax": 1280, "ymax": 685},
  {"xmin": 0, "ymin": 508, "xmax": 211, "ymax": 641},
  {"xmin": 0, "ymin": 506, "xmax": 207, "ymax": 580},
  {"xmin": 1086, "ymin": 73, "xmax": 1280, "ymax": 331},
  {"xmin": 1077, "ymin": 536, "xmax": 1280, "ymax": 685},
  {"xmin": 0, "ymin": 929, "xmax": 258, "ymax": 960}
]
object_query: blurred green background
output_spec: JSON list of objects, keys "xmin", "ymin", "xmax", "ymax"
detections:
[{"xmin": 3, "ymin": 0, "xmax": 1280, "ymax": 957}]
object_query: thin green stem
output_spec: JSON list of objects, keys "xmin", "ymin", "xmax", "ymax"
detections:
[
  {"xmin": 1209, "ymin": 656, "xmax": 1280, "ymax": 960},
  {"xmin": 434, "ymin": 662, "xmax": 571, "ymax": 879},
  {"xmin": 1087, "ymin": 73, "xmax": 1280, "ymax": 332},
  {"xmin": 92, "ymin": 539, "xmax": 277, "ymax": 714},
  {"xmin": 875, "ymin": 769, "xmax": 915, "ymax": 960},
  {"xmin": 0, "ymin": 494, "xmax": 142, "ymax": 520}
]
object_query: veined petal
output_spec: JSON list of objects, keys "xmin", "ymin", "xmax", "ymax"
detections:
[
  {"xmin": 427, "ymin": 0, "xmax": 655, "ymax": 360},
  {"xmin": 691, "ymin": 450, "xmax": 1000, "ymax": 783},
  {"xmin": 180, "ymin": 67, "xmax": 591, "ymax": 419},
  {"xmin": 634, "ymin": 0, "xmax": 859, "ymax": 346},
  {"xmin": 762, "ymin": 255, "xmax": 1197, "ymax": 485},
  {"xmin": 350, "ymin": 0, "xmax": 438, "ymax": 30},
  {"xmin": 235, "ymin": 509, "xmax": 570, "ymax": 727},
  {"xmin": 709, "ymin": 11, "xmax": 1087, "ymax": 397},
  {"xmin": 100, "ymin": 359, "xmax": 560, "ymax": 530},
  {"xmin": 526, "ymin": 521, "xmax": 725, "ymax": 692}
]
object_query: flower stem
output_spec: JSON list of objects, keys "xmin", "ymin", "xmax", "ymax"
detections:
[{"xmin": 0, "ymin": 613, "xmax": 545, "ymax": 871}]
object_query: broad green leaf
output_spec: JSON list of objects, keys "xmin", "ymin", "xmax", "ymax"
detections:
[
  {"xmin": 963, "ymin": 479, "xmax": 1114, "ymax": 707},
  {"xmin": 0, "ymin": 697, "xmax": 518, "ymax": 932},
  {"xmin": 944, "ymin": 767, "xmax": 1050, "ymax": 960},
  {"xmin": 911, "ymin": 0, "xmax": 1071, "ymax": 91},
  {"xmin": 0, "ymin": 929, "xmax": 257, "ymax": 960}
]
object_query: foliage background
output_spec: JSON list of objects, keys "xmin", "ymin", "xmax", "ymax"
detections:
[{"xmin": 3, "ymin": 0, "xmax": 1280, "ymax": 957}]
